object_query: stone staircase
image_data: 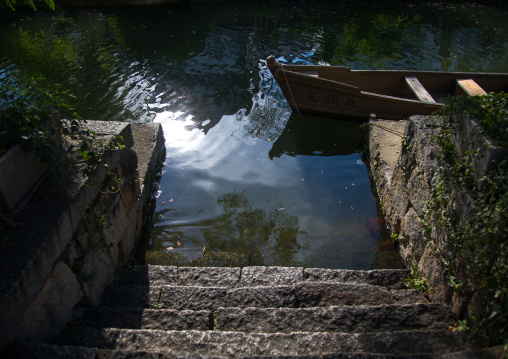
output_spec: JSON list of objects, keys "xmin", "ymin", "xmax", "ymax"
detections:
[{"xmin": 3, "ymin": 266, "xmax": 472, "ymax": 358}]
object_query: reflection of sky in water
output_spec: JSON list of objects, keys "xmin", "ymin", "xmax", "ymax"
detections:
[
  {"xmin": 151, "ymin": 96, "xmax": 381, "ymax": 268},
  {"xmin": 2, "ymin": 0, "xmax": 506, "ymax": 268}
]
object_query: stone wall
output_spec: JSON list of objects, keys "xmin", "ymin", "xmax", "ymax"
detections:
[
  {"xmin": 367, "ymin": 115, "xmax": 501, "ymax": 318},
  {"xmin": 370, "ymin": 116, "xmax": 460, "ymax": 313},
  {"xmin": 0, "ymin": 121, "xmax": 165, "ymax": 349}
]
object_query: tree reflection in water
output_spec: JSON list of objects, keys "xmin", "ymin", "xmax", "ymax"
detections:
[{"xmin": 146, "ymin": 189, "xmax": 308, "ymax": 267}]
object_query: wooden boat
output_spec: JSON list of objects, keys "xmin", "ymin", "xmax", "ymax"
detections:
[{"xmin": 266, "ymin": 56, "xmax": 508, "ymax": 120}]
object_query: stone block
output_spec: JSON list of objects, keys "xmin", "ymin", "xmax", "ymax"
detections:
[
  {"xmin": 111, "ymin": 265, "xmax": 150, "ymax": 286},
  {"xmin": 100, "ymin": 285, "xmax": 161, "ymax": 309},
  {"xmin": 84, "ymin": 121, "xmax": 134, "ymax": 147},
  {"xmin": 226, "ymin": 286, "xmax": 296, "ymax": 308},
  {"xmin": 13, "ymin": 262, "xmax": 83, "ymax": 343},
  {"xmin": 216, "ymin": 303, "xmax": 454, "ymax": 334},
  {"xmin": 102, "ymin": 193, "xmax": 128, "ymax": 248},
  {"xmin": 81, "ymin": 244, "xmax": 118, "ymax": 306},
  {"xmin": 0, "ymin": 144, "xmax": 48, "ymax": 211},
  {"xmin": 72, "ymin": 327, "xmax": 470, "ymax": 357},
  {"xmin": 452, "ymin": 188, "xmax": 475, "ymax": 228},
  {"xmin": 112, "ymin": 265, "xmax": 178, "ymax": 286},
  {"xmin": 118, "ymin": 169, "xmax": 141, "ymax": 214},
  {"xmin": 383, "ymin": 164, "xmax": 410, "ymax": 231},
  {"xmin": 2, "ymin": 343, "xmax": 98, "ymax": 359},
  {"xmin": 159, "ymin": 285, "xmax": 228, "ymax": 311},
  {"xmin": 390, "ymin": 289, "xmax": 427, "ymax": 304},
  {"xmin": 304, "ymin": 268, "xmax": 369, "ymax": 284},
  {"xmin": 418, "ymin": 245, "xmax": 448, "ymax": 304},
  {"xmin": 398, "ymin": 208, "xmax": 426, "ymax": 266},
  {"xmin": 83, "ymin": 308, "xmax": 210, "ymax": 331},
  {"xmin": 295, "ymin": 282, "xmax": 392, "ymax": 307},
  {"xmin": 407, "ymin": 167, "xmax": 431, "ymax": 217},
  {"xmin": 72, "ymin": 163, "xmax": 108, "ymax": 211},
  {"xmin": 146, "ymin": 265, "xmax": 179, "ymax": 285},
  {"xmin": 118, "ymin": 201, "xmax": 141, "ymax": 262},
  {"xmin": 367, "ymin": 269, "xmax": 410, "ymax": 289},
  {"xmin": 241, "ymin": 266, "xmax": 303, "ymax": 287},
  {"xmin": 452, "ymin": 117, "xmax": 506, "ymax": 185},
  {"xmin": 178, "ymin": 267, "xmax": 241, "ymax": 288},
  {"xmin": 0, "ymin": 195, "xmax": 86, "ymax": 349}
]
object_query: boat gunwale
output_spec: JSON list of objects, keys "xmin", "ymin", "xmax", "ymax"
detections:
[
  {"xmin": 273, "ymin": 68, "xmax": 445, "ymax": 107},
  {"xmin": 276, "ymin": 63, "xmax": 508, "ymax": 78}
]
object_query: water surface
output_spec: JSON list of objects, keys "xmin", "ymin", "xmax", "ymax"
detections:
[{"xmin": 1, "ymin": 0, "xmax": 507, "ymax": 268}]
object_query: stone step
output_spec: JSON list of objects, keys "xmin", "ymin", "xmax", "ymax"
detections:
[
  {"xmin": 294, "ymin": 282, "xmax": 425, "ymax": 307},
  {"xmin": 215, "ymin": 303, "xmax": 454, "ymax": 334},
  {"xmin": 101, "ymin": 285, "xmax": 228, "ymax": 310},
  {"xmin": 113, "ymin": 265, "xmax": 410, "ymax": 289},
  {"xmin": 70, "ymin": 303, "xmax": 449, "ymax": 335},
  {"xmin": 304, "ymin": 268, "xmax": 410, "ymax": 290},
  {"xmin": 100, "ymin": 282, "xmax": 425, "ymax": 310},
  {"xmin": 2, "ymin": 343, "xmax": 98, "ymax": 359},
  {"xmin": 5, "ymin": 342, "xmax": 467, "ymax": 359},
  {"xmin": 65, "ymin": 327, "xmax": 470, "ymax": 357},
  {"xmin": 241, "ymin": 356, "xmax": 433, "ymax": 359},
  {"xmin": 438, "ymin": 345, "xmax": 506, "ymax": 359},
  {"xmin": 78, "ymin": 307, "xmax": 211, "ymax": 331},
  {"xmin": 1, "ymin": 343, "xmax": 177, "ymax": 359}
]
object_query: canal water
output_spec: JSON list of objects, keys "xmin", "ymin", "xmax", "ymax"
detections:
[{"xmin": 1, "ymin": 1, "xmax": 507, "ymax": 269}]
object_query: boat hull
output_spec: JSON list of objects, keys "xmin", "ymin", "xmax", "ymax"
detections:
[{"xmin": 266, "ymin": 56, "xmax": 508, "ymax": 120}]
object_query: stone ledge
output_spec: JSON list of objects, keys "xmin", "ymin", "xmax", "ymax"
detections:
[
  {"xmin": 215, "ymin": 303, "xmax": 454, "ymax": 333},
  {"xmin": 0, "ymin": 121, "xmax": 165, "ymax": 349},
  {"xmin": 111, "ymin": 265, "xmax": 411, "ymax": 289},
  {"xmin": 71, "ymin": 327, "xmax": 470, "ymax": 357}
]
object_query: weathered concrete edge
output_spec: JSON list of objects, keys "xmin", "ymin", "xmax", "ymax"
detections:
[
  {"xmin": 131, "ymin": 123, "xmax": 166, "ymax": 254},
  {"xmin": 132, "ymin": 123, "xmax": 166, "ymax": 211},
  {"xmin": 366, "ymin": 119, "xmax": 408, "ymax": 217}
]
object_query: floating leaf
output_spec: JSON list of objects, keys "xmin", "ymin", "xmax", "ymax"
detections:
[{"xmin": 203, "ymin": 246, "xmax": 206, "ymax": 252}]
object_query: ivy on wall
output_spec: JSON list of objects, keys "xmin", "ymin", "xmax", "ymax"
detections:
[{"xmin": 423, "ymin": 93, "xmax": 507, "ymax": 348}]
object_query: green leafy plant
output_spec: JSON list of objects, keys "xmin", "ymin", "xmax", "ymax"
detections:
[
  {"xmin": 405, "ymin": 266, "xmax": 428, "ymax": 293},
  {"xmin": 0, "ymin": 0, "xmax": 54, "ymax": 11},
  {"xmin": 151, "ymin": 302, "xmax": 163, "ymax": 310},
  {"xmin": 0, "ymin": 76, "xmax": 104, "ymax": 184},
  {"xmin": 210, "ymin": 313, "xmax": 218, "ymax": 330}
]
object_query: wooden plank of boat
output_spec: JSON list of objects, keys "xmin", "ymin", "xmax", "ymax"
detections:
[
  {"xmin": 405, "ymin": 76, "xmax": 436, "ymax": 103},
  {"xmin": 456, "ymin": 79, "xmax": 487, "ymax": 96},
  {"xmin": 266, "ymin": 55, "xmax": 508, "ymax": 120}
]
